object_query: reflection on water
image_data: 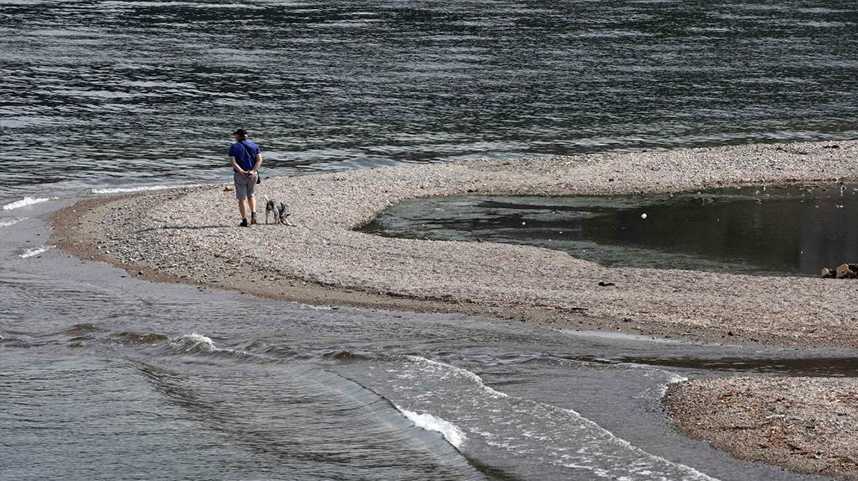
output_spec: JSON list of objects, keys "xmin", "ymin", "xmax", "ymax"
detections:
[
  {"xmin": 363, "ymin": 183, "xmax": 858, "ymax": 275},
  {"xmin": 3, "ymin": 1, "xmax": 858, "ymax": 195}
]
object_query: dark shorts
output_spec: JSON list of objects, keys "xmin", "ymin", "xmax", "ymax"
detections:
[{"xmin": 233, "ymin": 172, "xmax": 257, "ymax": 200}]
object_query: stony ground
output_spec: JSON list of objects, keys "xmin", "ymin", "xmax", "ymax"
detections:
[
  {"xmin": 54, "ymin": 139, "xmax": 858, "ymax": 347},
  {"xmin": 666, "ymin": 377, "xmax": 858, "ymax": 480}
]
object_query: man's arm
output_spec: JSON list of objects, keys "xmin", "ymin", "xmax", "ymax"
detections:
[
  {"xmin": 231, "ymin": 156, "xmax": 246, "ymax": 174},
  {"xmin": 251, "ymin": 152, "xmax": 263, "ymax": 173}
]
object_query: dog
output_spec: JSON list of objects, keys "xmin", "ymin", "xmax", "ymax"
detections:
[{"xmin": 264, "ymin": 196, "xmax": 294, "ymax": 226}]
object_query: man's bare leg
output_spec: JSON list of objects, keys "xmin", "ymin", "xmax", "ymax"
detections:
[
  {"xmin": 248, "ymin": 196, "xmax": 257, "ymax": 223},
  {"xmin": 238, "ymin": 199, "xmax": 247, "ymax": 220}
]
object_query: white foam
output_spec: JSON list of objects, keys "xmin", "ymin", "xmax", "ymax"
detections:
[
  {"xmin": 170, "ymin": 332, "xmax": 217, "ymax": 353},
  {"xmin": 20, "ymin": 246, "xmax": 51, "ymax": 258},
  {"xmin": 91, "ymin": 184, "xmax": 202, "ymax": 194},
  {"xmin": 2, "ymin": 197, "xmax": 54, "ymax": 210},
  {"xmin": 168, "ymin": 332, "xmax": 258, "ymax": 358},
  {"xmin": 406, "ymin": 355, "xmax": 508, "ymax": 398},
  {"xmin": 394, "ymin": 405, "xmax": 467, "ymax": 449},
  {"xmin": 0, "ymin": 217, "xmax": 25, "ymax": 228},
  {"xmin": 401, "ymin": 356, "xmax": 719, "ymax": 481}
]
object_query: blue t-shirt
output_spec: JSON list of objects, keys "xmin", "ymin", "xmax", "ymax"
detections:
[{"xmin": 229, "ymin": 140, "xmax": 261, "ymax": 171}]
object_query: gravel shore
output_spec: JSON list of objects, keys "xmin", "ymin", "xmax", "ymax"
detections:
[
  {"xmin": 665, "ymin": 377, "xmax": 858, "ymax": 480},
  {"xmin": 53, "ymin": 139, "xmax": 858, "ymax": 347}
]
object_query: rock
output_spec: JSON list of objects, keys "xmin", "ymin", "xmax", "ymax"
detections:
[
  {"xmin": 598, "ymin": 281, "xmax": 616, "ymax": 287},
  {"xmin": 836, "ymin": 264, "xmax": 858, "ymax": 279},
  {"xmin": 223, "ymin": 185, "xmax": 234, "ymax": 192},
  {"xmin": 821, "ymin": 267, "xmax": 836, "ymax": 279}
]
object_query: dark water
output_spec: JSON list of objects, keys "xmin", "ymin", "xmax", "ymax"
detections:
[
  {"xmin": 364, "ymin": 183, "xmax": 858, "ymax": 275},
  {"xmin": 3, "ymin": 0, "xmax": 858, "ymax": 197}
]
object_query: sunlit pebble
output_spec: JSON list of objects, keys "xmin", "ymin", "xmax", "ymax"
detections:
[
  {"xmin": 521, "ymin": 221, "xmax": 526, "ymax": 225},
  {"xmin": 640, "ymin": 213, "xmax": 648, "ymax": 219}
]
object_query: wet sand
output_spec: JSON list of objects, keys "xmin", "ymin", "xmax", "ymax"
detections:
[{"xmin": 51, "ymin": 140, "xmax": 858, "ymax": 478}]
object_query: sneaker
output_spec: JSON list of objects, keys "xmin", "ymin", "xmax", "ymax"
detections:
[
  {"xmin": 250, "ymin": 212, "xmax": 257, "ymax": 225},
  {"xmin": 239, "ymin": 218, "xmax": 248, "ymax": 227}
]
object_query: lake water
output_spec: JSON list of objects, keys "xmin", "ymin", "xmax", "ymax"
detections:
[
  {"xmin": 363, "ymin": 183, "xmax": 858, "ymax": 276},
  {"xmin": 3, "ymin": 0, "xmax": 858, "ymax": 197},
  {"xmin": 4, "ymin": 1, "xmax": 858, "ymax": 480}
]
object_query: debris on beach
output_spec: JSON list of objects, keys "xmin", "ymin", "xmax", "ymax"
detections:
[{"xmin": 820, "ymin": 263, "xmax": 858, "ymax": 279}]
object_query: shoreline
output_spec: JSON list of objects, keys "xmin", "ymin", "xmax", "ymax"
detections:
[
  {"xmin": 51, "ymin": 195, "xmax": 601, "ymax": 327},
  {"xmin": 51, "ymin": 140, "xmax": 858, "ymax": 348}
]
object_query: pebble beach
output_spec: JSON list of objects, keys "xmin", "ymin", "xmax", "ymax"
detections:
[
  {"xmin": 666, "ymin": 377, "xmax": 858, "ymax": 480},
  {"xmin": 52, "ymin": 139, "xmax": 858, "ymax": 478},
  {"xmin": 55, "ymin": 140, "xmax": 858, "ymax": 346}
]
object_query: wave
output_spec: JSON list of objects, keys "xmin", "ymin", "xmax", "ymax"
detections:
[
  {"xmin": 169, "ymin": 333, "xmax": 219, "ymax": 353},
  {"xmin": 20, "ymin": 246, "xmax": 52, "ymax": 258},
  {"xmin": 406, "ymin": 355, "xmax": 508, "ymax": 398},
  {"xmin": 394, "ymin": 405, "xmax": 467, "ymax": 449},
  {"xmin": 0, "ymin": 217, "xmax": 25, "ymax": 228},
  {"xmin": 2, "ymin": 197, "xmax": 55, "ymax": 210},
  {"xmin": 168, "ymin": 332, "xmax": 262, "ymax": 359},
  {"xmin": 395, "ymin": 356, "xmax": 719, "ymax": 481},
  {"xmin": 91, "ymin": 183, "xmax": 202, "ymax": 194}
]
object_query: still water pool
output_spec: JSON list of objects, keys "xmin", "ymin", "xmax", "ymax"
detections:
[{"xmin": 364, "ymin": 183, "xmax": 858, "ymax": 276}]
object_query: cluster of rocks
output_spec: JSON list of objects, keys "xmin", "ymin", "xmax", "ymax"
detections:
[{"xmin": 821, "ymin": 263, "xmax": 858, "ymax": 279}]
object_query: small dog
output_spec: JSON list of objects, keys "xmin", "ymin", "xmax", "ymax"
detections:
[{"xmin": 264, "ymin": 196, "xmax": 294, "ymax": 226}]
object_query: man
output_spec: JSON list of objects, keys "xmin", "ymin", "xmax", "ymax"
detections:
[{"xmin": 228, "ymin": 128, "xmax": 263, "ymax": 227}]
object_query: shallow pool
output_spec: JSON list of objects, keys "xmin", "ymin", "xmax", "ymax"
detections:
[{"xmin": 363, "ymin": 183, "xmax": 858, "ymax": 276}]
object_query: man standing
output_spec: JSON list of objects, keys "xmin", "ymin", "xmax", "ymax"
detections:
[{"xmin": 228, "ymin": 128, "xmax": 262, "ymax": 227}]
